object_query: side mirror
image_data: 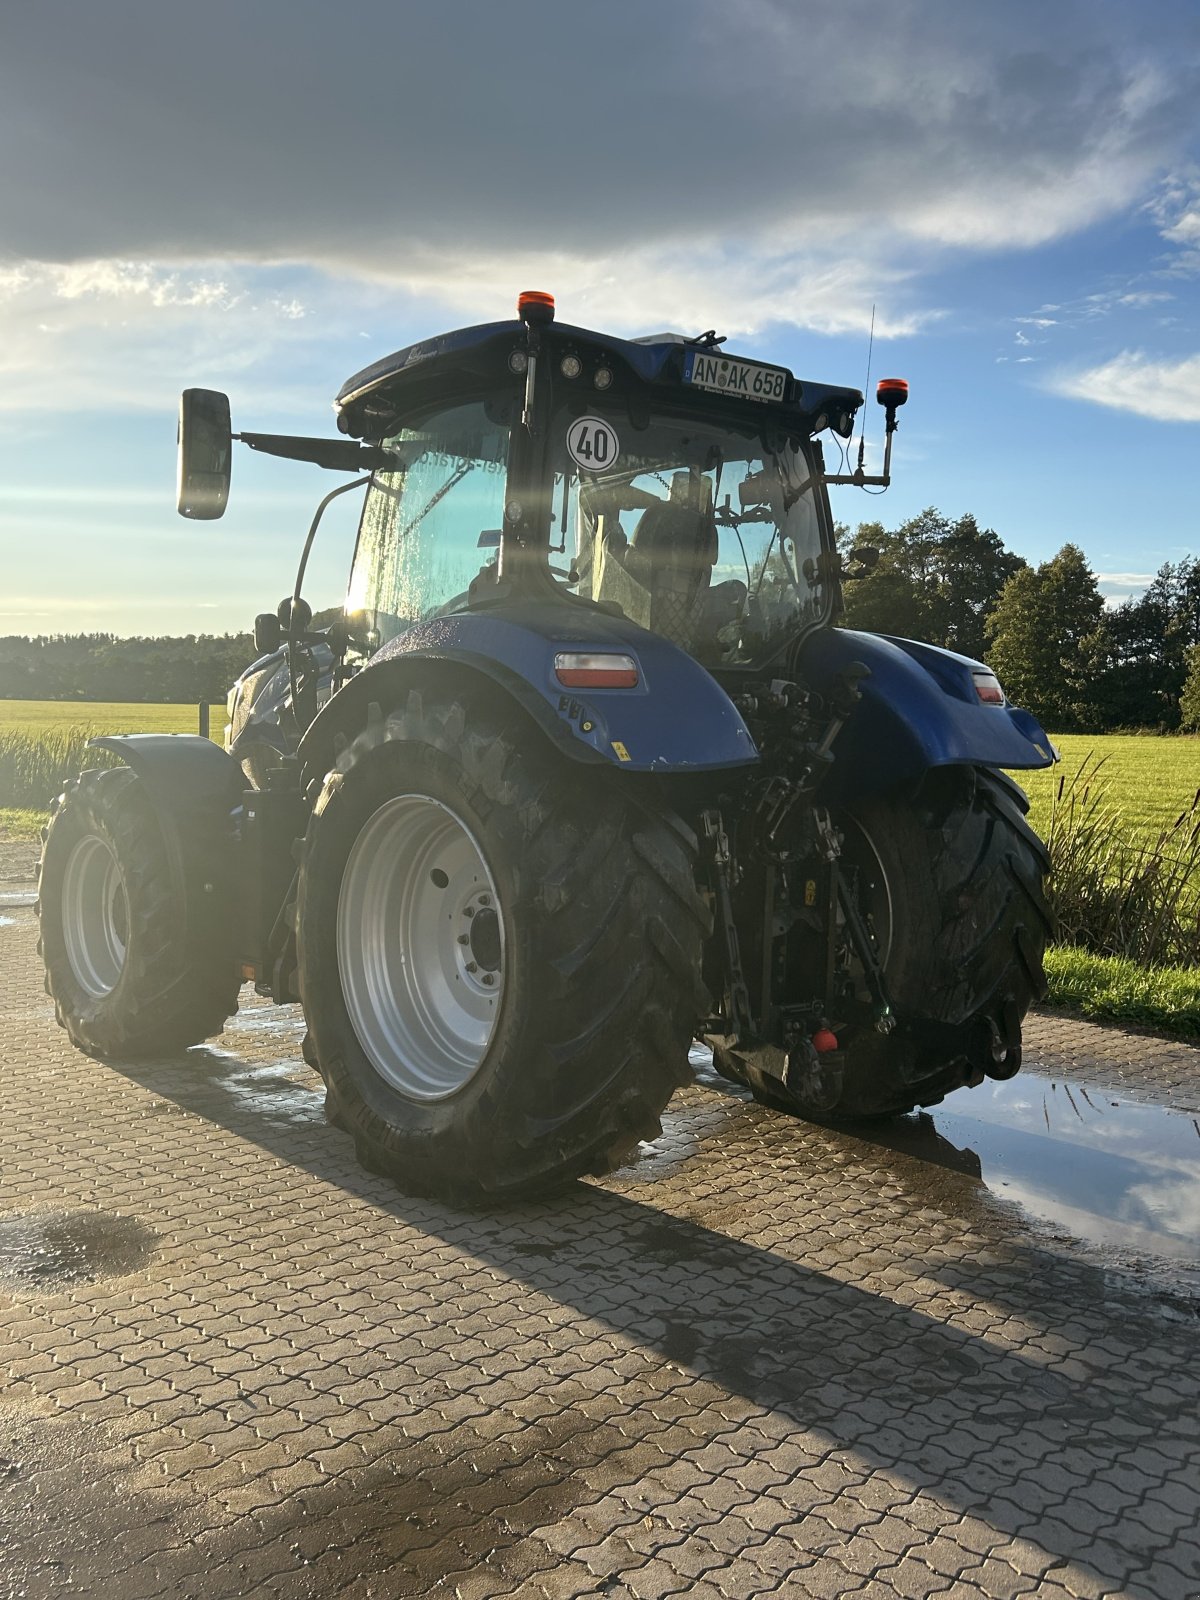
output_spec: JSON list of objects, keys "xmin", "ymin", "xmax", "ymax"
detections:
[
  {"xmin": 177, "ymin": 388, "xmax": 232, "ymax": 520},
  {"xmin": 253, "ymin": 612, "xmax": 282, "ymax": 655},
  {"xmin": 849, "ymin": 546, "xmax": 880, "ymax": 570}
]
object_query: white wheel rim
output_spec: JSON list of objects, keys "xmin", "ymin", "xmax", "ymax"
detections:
[
  {"xmin": 61, "ymin": 834, "xmax": 128, "ymax": 998},
  {"xmin": 336, "ymin": 794, "xmax": 504, "ymax": 1101}
]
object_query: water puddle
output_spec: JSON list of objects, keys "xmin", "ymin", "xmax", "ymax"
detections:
[
  {"xmin": 687, "ymin": 1044, "xmax": 1200, "ymax": 1271},
  {"xmin": 860, "ymin": 1076, "xmax": 1200, "ymax": 1264},
  {"xmin": 223, "ymin": 1004, "xmax": 305, "ymax": 1038},
  {"xmin": 0, "ymin": 916, "xmax": 16, "ymax": 928},
  {"xmin": 204, "ymin": 1058, "xmax": 324, "ymax": 1124},
  {"xmin": 0, "ymin": 1210, "xmax": 157, "ymax": 1287}
]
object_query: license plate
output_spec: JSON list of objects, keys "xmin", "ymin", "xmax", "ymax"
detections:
[{"xmin": 683, "ymin": 350, "xmax": 789, "ymax": 403}]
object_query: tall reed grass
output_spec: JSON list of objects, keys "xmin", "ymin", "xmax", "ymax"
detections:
[
  {"xmin": 1044, "ymin": 753, "xmax": 1200, "ymax": 969},
  {"xmin": 0, "ymin": 728, "xmax": 117, "ymax": 809}
]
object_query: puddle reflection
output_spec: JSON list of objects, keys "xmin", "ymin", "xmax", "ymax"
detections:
[
  {"xmin": 688, "ymin": 1044, "xmax": 1200, "ymax": 1264},
  {"xmin": 866, "ymin": 1077, "xmax": 1200, "ymax": 1261}
]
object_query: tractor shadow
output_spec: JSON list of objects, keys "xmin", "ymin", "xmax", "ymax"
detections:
[{"xmin": 103, "ymin": 1009, "xmax": 1196, "ymax": 1595}]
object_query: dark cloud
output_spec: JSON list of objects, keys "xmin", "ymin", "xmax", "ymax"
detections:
[{"xmin": 0, "ymin": 0, "xmax": 1196, "ymax": 271}]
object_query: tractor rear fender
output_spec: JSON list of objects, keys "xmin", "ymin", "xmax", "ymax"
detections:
[
  {"xmin": 88, "ymin": 734, "xmax": 243, "ymax": 943},
  {"xmin": 298, "ymin": 607, "xmax": 759, "ymax": 784},
  {"xmin": 799, "ymin": 627, "xmax": 1057, "ymax": 806}
]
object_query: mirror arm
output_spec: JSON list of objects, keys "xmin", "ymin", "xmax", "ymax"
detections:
[
  {"xmin": 237, "ymin": 432, "xmax": 392, "ymax": 472},
  {"xmin": 287, "ymin": 473, "xmax": 372, "ymax": 735},
  {"xmin": 291, "ymin": 474, "xmax": 372, "ymax": 619}
]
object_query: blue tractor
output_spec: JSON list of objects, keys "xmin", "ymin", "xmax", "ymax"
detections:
[{"xmin": 37, "ymin": 293, "xmax": 1054, "ymax": 1200}]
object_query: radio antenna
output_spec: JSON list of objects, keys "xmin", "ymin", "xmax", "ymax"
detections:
[{"xmin": 856, "ymin": 303, "xmax": 876, "ymax": 476}]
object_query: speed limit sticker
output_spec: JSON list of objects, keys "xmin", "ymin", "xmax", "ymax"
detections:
[{"xmin": 566, "ymin": 416, "xmax": 620, "ymax": 472}]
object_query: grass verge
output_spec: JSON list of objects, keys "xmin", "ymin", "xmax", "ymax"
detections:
[
  {"xmin": 0, "ymin": 807, "xmax": 43, "ymax": 841},
  {"xmin": 1043, "ymin": 945, "xmax": 1200, "ymax": 1041}
]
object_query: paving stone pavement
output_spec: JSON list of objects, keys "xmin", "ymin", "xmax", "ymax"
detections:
[{"xmin": 1, "ymin": 843, "xmax": 1199, "ymax": 1599}]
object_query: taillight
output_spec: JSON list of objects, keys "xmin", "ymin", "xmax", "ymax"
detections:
[
  {"xmin": 972, "ymin": 669, "xmax": 1005, "ymax": 705},
  {"xmin": 554, "ymin": 652, "xmax": 639, "ymax": 689}
]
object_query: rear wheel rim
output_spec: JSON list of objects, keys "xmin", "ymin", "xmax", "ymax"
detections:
[
  {"xmin": 61, "ymin": 833, "xmax": 128, "ymax": 998},
  {"xmin": 838, "ymin": 815, "xmax": 894, "ymax": 971},
  {"xmin": 336, "ymin": 794, "xmax": 504, "ymax": 1101}
]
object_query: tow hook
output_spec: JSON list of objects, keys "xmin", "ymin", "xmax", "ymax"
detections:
[{"xmin": 781, "ymin": 1029, "xmax": 844, "ymax": 1111}]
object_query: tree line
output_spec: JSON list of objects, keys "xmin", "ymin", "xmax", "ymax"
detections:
[
  {"xmin": 0, "ymin": 633, "xmax": 254, "ymax": 705},
  {"xmin": 839, "ymin": 509, "xmax": 1200, "ymax": 732}
]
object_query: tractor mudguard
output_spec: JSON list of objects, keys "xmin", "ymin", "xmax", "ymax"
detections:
[
  {"xmin": 299, "ymin": 603, "xmax": 759, "ymax": 781},
  {"xmin": 89, "ymin": 734, "xmax": 243, "ymax": 942},
  {"xmin": 799, "ymin": 627, "xmax": 1056, "ymax": 805}
]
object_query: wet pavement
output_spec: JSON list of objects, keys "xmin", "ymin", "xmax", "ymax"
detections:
[{"xmin": 2, "ymin": 843, "xmax": 1200, "ymax": 1598}]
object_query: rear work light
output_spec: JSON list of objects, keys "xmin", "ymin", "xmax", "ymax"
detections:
[
  {"xmin": 972, "ymin": 668, "xmax": 1005, "ymax": 705},
  {"xmin": 554, "ymin": 652, "xmax": 639, "ymax": 689}
]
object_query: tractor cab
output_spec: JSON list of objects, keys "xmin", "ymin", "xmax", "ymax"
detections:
[{"xmin": 332, "ymin": 293, "xmax": 871, "ymax": 671}]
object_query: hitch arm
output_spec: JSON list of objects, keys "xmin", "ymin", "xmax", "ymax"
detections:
[
  {"xmin": 835, "ymin": 867, "xmax": 895, "ymax": 1034},
  {"xmin": 702, "ymin": 810, "xmax": 754, "ymax": 1037}
]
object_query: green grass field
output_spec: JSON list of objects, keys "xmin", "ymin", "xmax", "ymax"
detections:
[
  {"xmin": 0, "ymin": 700, "xmax": 226, "ymax": 738},
  {"xmin": 0, "ymin": 702, "xmax": 227, "ymax": 835},
  {"xmin": 1019, "ymin": 732, "xmax": 1200, "ymax": 843}
]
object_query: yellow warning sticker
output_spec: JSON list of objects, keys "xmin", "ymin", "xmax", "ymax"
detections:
[{"xmin": 611, "ymin": 740, "xmax": 631, "ymax": 762}]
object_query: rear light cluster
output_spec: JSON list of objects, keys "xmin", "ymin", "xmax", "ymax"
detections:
[
  {"xmin": 972, "ymin": 668, "xmax": 1005, "ymax": 705},
  {"xmin": 554, "ymin": 652, "xmax": 639, "ymax": 689}
]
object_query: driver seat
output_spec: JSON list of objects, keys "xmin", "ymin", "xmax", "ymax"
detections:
[{"xmin": 630, "ymin": 474, "xmax": 718, "ymax": 648}]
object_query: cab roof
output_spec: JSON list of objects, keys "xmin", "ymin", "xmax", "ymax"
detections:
[{"xmin": 334, "ymin": 318, "xmax": 863, "ymax": 442}]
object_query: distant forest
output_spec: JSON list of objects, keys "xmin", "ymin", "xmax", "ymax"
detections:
[{"xmin": 0, "ymin": 633, "xmax": 255, "ymax": 705}]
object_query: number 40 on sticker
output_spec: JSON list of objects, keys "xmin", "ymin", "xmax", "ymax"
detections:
[{"xmin": 566, "ymin": 416, "xmax": 620, "ymax": 472}]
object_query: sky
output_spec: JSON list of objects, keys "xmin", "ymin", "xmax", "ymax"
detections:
[{"xmin": 0, "ymin": 0, "xmax": 1197, "ymax": 637}]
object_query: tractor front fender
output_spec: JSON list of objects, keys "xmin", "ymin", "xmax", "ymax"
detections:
[
  {"xmin": 799, "ymin": 628, "xmax": 1057, "ymax": 805},
  {"xmin": 298, "ymin": 607, "xmax": 759, "ymax": 783},
  {"xmin": 89, "ymin": 734, "xmax": 243, "ymax": 943}
]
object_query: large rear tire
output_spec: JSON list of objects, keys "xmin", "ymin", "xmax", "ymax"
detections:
[
  {"xmin": 716, "ymin": 766, "xmax": 1052, "ymax": 1120},
  {"xmin": 38, "ymin": 767, "xmax": 241, "ymax": 1058},
  {"xmin": 297, "ymin": 687, "xmax": 711, "ymax": 1201}
]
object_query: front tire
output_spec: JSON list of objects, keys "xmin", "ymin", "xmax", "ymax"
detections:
[
  {"xmin": 297, "ymin": 687, "xmax": 711, "ymax": 1201},
  {"xmin": 38, "ymin": 767, "xmax": 241, "ymax": 1058}
]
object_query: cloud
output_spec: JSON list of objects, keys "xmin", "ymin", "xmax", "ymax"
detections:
[
  {"xmin": 1097, "ymin": 570, "xmax": 1155, "ymax": 605},
  {"xmin": 0, "ymin": 259, "xmax": 342, "ymax": 413},
  {"xmin": 0, "ymin": 0, "xmax": 1196, "ymax": 425},
  {"xmin": 1083, "ymin": 288, "xmax": 1175, "ymax": 315},
  {"xmin": 1049, "ymin": 350, "xmax": 1200, "ymax": 422},
  {"xmin": 1146, "ymin": 169, "xmax": 1200, "ymax": 271},
  {"xmin": 360, "ymin": 239, "xmax": 933, "ymax": 340},
  {"xmin": 0, "ymin": 1, "xmax": 1195, "ymax": 290}
]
